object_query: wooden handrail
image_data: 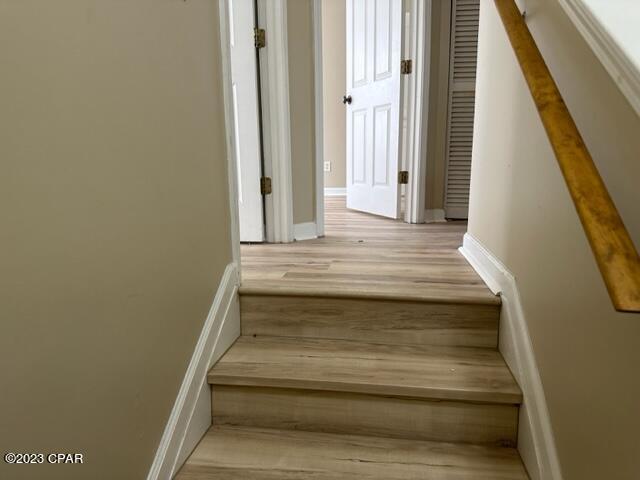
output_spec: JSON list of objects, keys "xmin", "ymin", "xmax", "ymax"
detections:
[{"xmin": 494, "ymin": 0, "xmax": 640, "ymax": 313}]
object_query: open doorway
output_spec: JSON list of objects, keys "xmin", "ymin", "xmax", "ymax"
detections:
[
  {"xmin": 321, "ymin": 0, "xmax": 434, "ymax": 225},
  {"xmin": 220, "ymin": 0, "xmax": 479, "ymax": 250},
  {"xmin": 321, "ymin": 0, "xmax": 479, "ymax": 226},
  {"xmin": 322, "ymin": 0, "xmax": 413, "ymax": 220},
  {"xmin": 220, "ymin": 0, "xmax": 317, "ymax": 244}
]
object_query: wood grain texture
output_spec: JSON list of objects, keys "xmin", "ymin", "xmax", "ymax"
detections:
[
  {"xmin": 211, "ymin": 387, "xmax": 518, "ymax": 446},
  {"xmin": 240, "ymin": 281, "xmax": 501, "ymax": 305},
  {"xmin": 240, "ymin": 294, "xmax": 500, "ymax": 348},
  {"xmin": 241, "ymin": 197, "xmax": 500, "ymax": 306},
  {"xmin": 208, "ymin": 336, "xmax": 522, "ymax": 404},
  {"xmin": 494, "ymin": 0, "xmax": 640, "ymax": 313},
  {"xmin": 175, "ymin": 426, "xmax": 529, "ymax": 479},
  {"xmin": 177, "ymin": 198, "xmax": 529, "ymax": 478}
]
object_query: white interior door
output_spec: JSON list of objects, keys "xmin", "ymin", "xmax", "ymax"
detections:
[
  {"xmin": 346, "ymin": 0, "xmax": 403, "ymax": 219},
  {"xmin": 229, "ymin": 0, "xmax": 264, "ymax": 242}
]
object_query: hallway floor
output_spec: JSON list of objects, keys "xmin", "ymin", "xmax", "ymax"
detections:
[{"xmin": 240, "ymin": 197, "xmax": 497, "ymax": 305}]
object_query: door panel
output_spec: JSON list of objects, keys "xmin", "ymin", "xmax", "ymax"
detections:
[
  {"xmin": 374, "ymin": 0, "xmax": 393, "ymax": 80},
  {"xmin": 352, "ymin": 110, "xmax": 368, "ymax": 184},
  {"xmin": 346, "ymin": 0, "xmax": 402, "ymax": 219},
  {"xmin": 373, "ymin": 105, "xmax": 391, "ymax": 186},
  {"xmin": 229, "ymin": 0, "xmax": 264, "ymax": 241},
  {"xmin": 352, "ymin": 0, "xmax": 368, "ymax": 87}
]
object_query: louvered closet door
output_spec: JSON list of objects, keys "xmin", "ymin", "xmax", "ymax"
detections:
[{"xmin": 444, "ymin": 0, "xmax": 480, "ymax": 219}]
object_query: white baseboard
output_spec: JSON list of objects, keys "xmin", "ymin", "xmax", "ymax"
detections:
[
  {"xmin": 147, "ymin": 262, "xmax": 241, "ymax": 480},
  {"xmin": 459, "ymin": 234, "xmax": 564, "ymax": 480},
  {"xmin": 458, "ymin": 234, "xmax": 502, "ymax": 295},
  {"xmin": 424, "ymin": 209, "xmax": 446, "ymax": 223},
  {"xmin": 324, "ymin": 187, "xmax": 346, "ymax": 196},
  {"xmin": 444, "ymin": 206, "xmax": 469, "ymax": 219},
  {"xmin": 294, "ymin": 222, "xmax": 318, "ymax": 241}
]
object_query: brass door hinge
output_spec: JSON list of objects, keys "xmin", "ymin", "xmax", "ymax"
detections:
[
  {"xmin": 254, "ymin": 28, "xmax": 266, "ymax": 49},
  {"xmin": 260, "ymin": 176, "xmax": 272, "ymax": 195},
  {"xmin": 398, "ymin": 171, "xmax": 409, "ymax": 184},
  {"xmin": 401, "ymin": 59, "xmax": 413, "ymax": 75}
]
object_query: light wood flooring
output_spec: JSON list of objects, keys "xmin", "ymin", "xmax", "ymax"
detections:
[
  {"xmin": 209, "ymin": 336, "xmax": 521, "ymax": 404},
  {"xmin": 176, "ymin": 197, "xmax": 528, "ymax": 479},
  {"xmin": 240, "ymin": 197, "xmax": 497, "ymax": 305},
  {"xmin": 177, "ymin": 427, "xmax": 528, "ymax": 480}
]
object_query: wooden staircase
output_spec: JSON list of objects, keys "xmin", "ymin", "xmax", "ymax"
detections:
[{"xmin": 176, "ymin": 286, "xmax": 529, "ymax": 479}]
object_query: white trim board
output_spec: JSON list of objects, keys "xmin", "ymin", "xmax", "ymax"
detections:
[
  {"xmin": 217, "ymin": 0, "xmax": 243, "ymax": 271},
  {"xmin": 324, "ymin": 187, "xmax": 347, "ymax": 196},
  {"xmin": 294, "ymin": 222, "xmax": 319, "ymax": 241},
  {"xmin": 557, "ymin": 0, "xmax": 640, "ymax": 118},
  {"xmin": 146, "ymin": 263, "xmax": 241, "ymax": 480},
  {"xmin": 459, "ymin": 234, "xmax": 564, "ymax": 480},
  {"xmin": 313, "ymin": 0, "xmax": 325, "ymax": 238},
  {"xmin": 401, "ymin": 0, "xmax": 432, "ymax": 224}
]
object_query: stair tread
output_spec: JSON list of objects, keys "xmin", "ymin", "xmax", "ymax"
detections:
[
  {"xmin": 208, "ymin": 336, "xmax": 522, "ymax": 404},
  {"xmin": 240, "ymin": 279, "xmax": 502, "ymax": 306},
  {"xmin": 175, "ymin": 426, "xmax": 529, "ymax": 480}
]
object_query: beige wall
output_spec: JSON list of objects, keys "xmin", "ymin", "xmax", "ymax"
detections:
[
  {"xmin": 288, "ymin": 0, "xmax": 317, "ymax": 224},
  {"xmin": 0, "ymin": 2, "xmax": 232, "ymax": 479},
  {"xmin": 424, "ymin": 0, "xmax": 452, "ymax": 210},
  {"xmin": 469, "ymin": 1, "xmax": 640, "ymax": 479},
  {"xmin": 322, "ymin": 0, "xmax": 347, "ymax": 189}
]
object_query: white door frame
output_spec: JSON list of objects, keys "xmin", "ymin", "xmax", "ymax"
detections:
[
  {"xmin": 220, "ymin": 0, "xmax": 327, "ymax": 246},
  {"xmin": 218, "ymin": 0, "xmax": 294, "ymax": 245},
  {"xmin": 400, "ymin": 0, "xmax": 432, "ymax": 224},
  {"xmin": 223, "ymin": 0, "xmax": 267, "ymax": 243},
  {"xmin": 262, "ymin": 0, "xmax": 324, "ymax": 241},
  {"xmin": 313, "ymin": 0, "xmax": 325, "ymax": 237},
  {"xmin": 217, "ymin": 0, "xmax": 242, "ymax": 271},
  {"xmin": 256, "ymin": 0, "xmax": 294, "ymax": 243}
]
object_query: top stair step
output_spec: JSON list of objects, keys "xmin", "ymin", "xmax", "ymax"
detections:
[
  {"xmin": 240, "ymin": 289, "xmax": 501, "ymax": 348},
  {"xmin": 240, "ymin": 278, "xmax": 501, "ymax": 305}
]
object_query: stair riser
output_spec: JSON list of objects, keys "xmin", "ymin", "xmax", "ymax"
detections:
[
  {"xmin": 212, "ymin": 386, "xmax": 518, "ymax": 447},
  {"xmin": 240, "ymin": 295, "xmax": 500, "ymax": 348}
]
